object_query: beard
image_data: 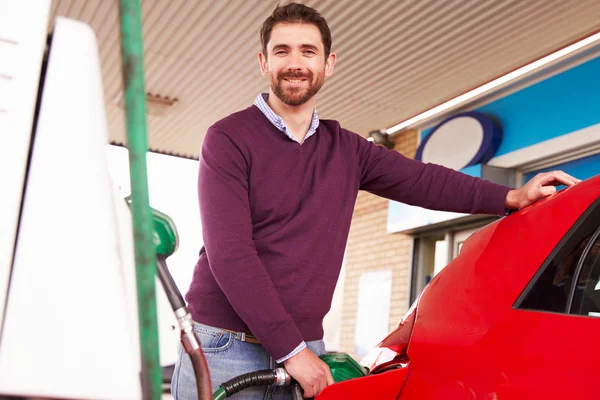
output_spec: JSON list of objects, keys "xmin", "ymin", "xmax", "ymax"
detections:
[{"xmin": 270, "ymin": 69, "xmax": 325, "ymax": 106}]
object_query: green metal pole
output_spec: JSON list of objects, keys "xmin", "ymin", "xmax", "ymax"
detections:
[{"xmin": 118, "ymin": 1, "xmax": 161, "ymax": 399}]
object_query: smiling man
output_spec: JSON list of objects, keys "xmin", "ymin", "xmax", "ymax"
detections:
[{"xmin": 171, "ymin": 3, "xmax": 579, "ymax": 400}]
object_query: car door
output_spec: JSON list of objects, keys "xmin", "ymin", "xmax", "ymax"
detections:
[{"xmin": 500, "ymin": 199, "xmax": 600, "ymax": 399}]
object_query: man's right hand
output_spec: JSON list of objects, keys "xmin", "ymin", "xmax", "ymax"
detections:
[{"xmin": 283, "ymin": 348, "xmax": 334, "ymax": 398}]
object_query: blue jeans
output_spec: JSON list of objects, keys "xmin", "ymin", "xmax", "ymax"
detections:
[{"xmin": 171, "ymin": 322, "xmax": 326, "ymax": 400}]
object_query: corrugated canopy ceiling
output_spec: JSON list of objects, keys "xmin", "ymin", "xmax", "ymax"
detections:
[{"xmin": 48, "ymin": 0, "xmax": 600, "ymax": 159}]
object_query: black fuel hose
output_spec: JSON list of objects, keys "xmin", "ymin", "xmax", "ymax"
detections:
[
  {"xmin": 214, "ymin": 368, "xmax": 291, "ymax": 398},
  {"xmin": 157, "ymin": 255, "xmax": 186, "ymax": 310}
]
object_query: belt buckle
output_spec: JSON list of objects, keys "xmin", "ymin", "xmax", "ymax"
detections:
[{"xmin": 240, "ymin": 332, "xmax": 246, "ymax": 342}]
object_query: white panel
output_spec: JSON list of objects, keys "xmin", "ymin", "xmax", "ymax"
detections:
[
  {"xmin": 354, "ymin": 269, "xmax": 392, "ymax": 358},
  {"xmin": 387, "ymin": 200, "xmax": 468, "ymax": 234},
  {"xmin": 0, "ymin": 41, "xmax": 19, "ymax": 78},
  {"xmin": 105, "ymin": 145, "xmax": 197, "ymax": 367},
  {"xmin": 0, "ymin": 18, "xmax": 142, "ymax": 399},
  {"xmin": 0, "ymin": 0, "xmax": 51, "ymax": 341},
  {"xmin": 487, "ymin": 123, "xmax": 600, "ymax": 168},
  {"xmin": 0, "ymin": 76, "xmax": 15, "ymax": 111}
]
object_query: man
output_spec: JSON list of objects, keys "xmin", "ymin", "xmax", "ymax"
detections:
[{"xmin": 171, "ymin": 3, "xmax": 579, "ymax": 399}]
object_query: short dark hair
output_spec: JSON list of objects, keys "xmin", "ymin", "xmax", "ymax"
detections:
[{"xmin": 260, "ymin": 3, "xmax": 332, "ymax": 59}]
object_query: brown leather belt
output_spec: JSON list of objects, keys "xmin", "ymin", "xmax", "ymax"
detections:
[{"xmin": 221, "ymin": 328, "xmax": 260, "ymax": 344}]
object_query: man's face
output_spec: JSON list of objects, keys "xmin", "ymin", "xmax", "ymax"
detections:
[{"xmin": 258, "ymin": 23, "xmax": 336, "ymax": 106}]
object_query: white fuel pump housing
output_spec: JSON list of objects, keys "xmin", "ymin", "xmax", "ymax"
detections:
[{"xmin": 0, "ymin": 2, "xmax": 176, "ymax": 398}]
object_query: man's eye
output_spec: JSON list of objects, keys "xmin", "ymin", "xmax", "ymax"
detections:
[
  {"xmin": 275, "ymin": 51, "xmax": 287, "ymax": 56},
  {"xmin": 304, "ymin": 50, "xmax": 316, "ymax": 55}
]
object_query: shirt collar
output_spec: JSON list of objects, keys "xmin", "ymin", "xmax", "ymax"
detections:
[{"xmin": 253, "ymin": 93, "xmax": 320, "ymax": 143}]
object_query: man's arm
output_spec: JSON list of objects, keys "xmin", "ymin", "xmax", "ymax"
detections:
[
  {"xmin": 355, "ymin": 134, "xmax": 510, "ymax": 215},
  {"xmin": 355, "ymin": 134, "xmax": 579, "ymax": 212},
  {"xmin": 198, "ymin": 127, "xmax": 303, "ymax": 360}
]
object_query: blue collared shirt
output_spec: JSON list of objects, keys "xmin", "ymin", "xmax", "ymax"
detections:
[{"xmin": 253, "ymin": 93, "xmax": 320, "ymax": 143}]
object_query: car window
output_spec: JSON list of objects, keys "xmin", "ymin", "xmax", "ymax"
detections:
[
  {"xmin": 570, "ymin": 231, "xmax": 600, "ymax": 316},
  {"xmin": 516, "ymin": 198, "xmax": 600, "ymax": 313}
]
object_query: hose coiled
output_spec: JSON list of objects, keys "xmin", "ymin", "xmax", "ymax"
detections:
[{"xmin": 221, "ymin": 369, "xmax": 277, "ymax": 396}]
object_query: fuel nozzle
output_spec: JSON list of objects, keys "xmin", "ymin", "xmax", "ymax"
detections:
[
  {"xmin": 124, "ymin": 196, "xmax": 179, "ymax": 258},
  {"xmin": 211, "ymin": 352, "xmax": 368, "ymax": 399}
]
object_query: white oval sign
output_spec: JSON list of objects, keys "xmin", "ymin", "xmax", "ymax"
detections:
[{"xmin": 416, "ymin": 112, "xmax": 503, "ymax": 171}]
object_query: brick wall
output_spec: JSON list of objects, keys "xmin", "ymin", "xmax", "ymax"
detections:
[{"xmin": 338, "ymin": 130, "xmax": 418, "ymax": 359}]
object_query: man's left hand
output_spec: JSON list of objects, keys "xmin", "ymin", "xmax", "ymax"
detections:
[{"xmin": 505, "ymin": 170, "xmax": 581, "ymax": 210}]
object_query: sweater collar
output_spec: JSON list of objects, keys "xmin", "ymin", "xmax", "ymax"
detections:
[{"xmin": 253, "ymin": 93, "xmax": 319, "ymax": 143}]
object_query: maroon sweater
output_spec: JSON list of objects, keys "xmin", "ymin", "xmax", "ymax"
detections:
[{"xmin": 186, "ymin": 105, "xmax": 511, "ymax": 360}]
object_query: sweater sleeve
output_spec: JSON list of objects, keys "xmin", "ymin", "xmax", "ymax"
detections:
[
  {"xmin": 198, "ymin": 127, "xmax": 304, "ymax": 360},
  {"xmin": 354, "ymin": 133, "xmax": 512, "ymax": 215}
]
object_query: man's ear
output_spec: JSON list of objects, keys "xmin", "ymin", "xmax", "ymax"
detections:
[
  {"xmin": 257, "ymin": 52, "xmax": 268, "ymax": 76},
  {"xmin": 325, "ymin": 52, "xmax": 337, "ymax": 77}
]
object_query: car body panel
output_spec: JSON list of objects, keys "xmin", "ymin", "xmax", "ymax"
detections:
[{"xmin": 356, "ymin": 175, "xmax": 600, "ymax": 399}]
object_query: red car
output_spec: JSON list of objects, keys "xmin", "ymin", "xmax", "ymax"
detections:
[{"xmin": 318, "ymin": 174, "xmax": 600, "ymax": 399}]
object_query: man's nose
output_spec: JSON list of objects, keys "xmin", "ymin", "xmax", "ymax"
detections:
[{"xmin": 286, "ymin": 52, "xmax": 304, "ymax": 71}]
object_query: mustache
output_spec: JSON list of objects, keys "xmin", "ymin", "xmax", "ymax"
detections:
[{"xmin": 278, "ymin": 71, "xmax": 312, "ymax": 80}]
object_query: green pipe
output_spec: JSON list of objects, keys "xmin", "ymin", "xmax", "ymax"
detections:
[
  {"xmin": 212, "ymin": 387, "xmax": 227, "ymax": 400},
  {"xmin": 118, "ymin": 0, "xmax": 161, "ymax": 399}
]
